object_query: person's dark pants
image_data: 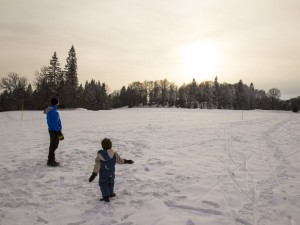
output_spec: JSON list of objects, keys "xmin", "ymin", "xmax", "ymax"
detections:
[
  {"xmin": 99, "ymin": 173, "xmax": 115, "ymax": 197},
  {"xmin": 48, "ymin": 130, "xmax": 59, "ymax": 163}
]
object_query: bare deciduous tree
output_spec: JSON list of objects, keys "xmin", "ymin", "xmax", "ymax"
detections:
[{"xmin": 0, "ymin": 72, "xmax": 27, "ymax": 93}]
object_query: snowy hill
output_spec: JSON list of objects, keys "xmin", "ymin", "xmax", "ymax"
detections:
[{"xmin": 0, "ymin": 108, "xmax": 299, "ymax": 225}]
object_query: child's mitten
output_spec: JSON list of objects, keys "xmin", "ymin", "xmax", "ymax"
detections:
[
  {"xmin": 89, "ymin": 172, "xmax": 97, "ymax": 182},
  {"xmin": 124, "ymin": 159, "xmax": 134, "ymax": 164}
]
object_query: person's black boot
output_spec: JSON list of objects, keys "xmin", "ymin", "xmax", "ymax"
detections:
[
  {"xmin": 47, "ymin": 161, "xmax": 59, "ymax": 167},
  {"xmin": 100, "ymin": 196, "xmax": 110, "ymax": 202},
  {"xmin": 109, "ymin": 193, "xmax": 116, "ymax": 198}
]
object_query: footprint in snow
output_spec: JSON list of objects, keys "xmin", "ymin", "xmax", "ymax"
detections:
[
  {"xmin": 235, "ymin": 217, "xmax": 252, "ymax": 225},
  {"xmin": 202, "ymin": 200, "xmax": 220, "ymax": 208},
  {"xmin": 186, "ymin": 219, "xmax": 195, "ymax": 225}
]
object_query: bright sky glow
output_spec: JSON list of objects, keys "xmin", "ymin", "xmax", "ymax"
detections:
[
  {"xmin": 0, "ymin": 0, "xmax": 300, "ymax": 99},
  {"xmin": 181, "ymin": 41, "xmax": 221, "ymax": 81}
]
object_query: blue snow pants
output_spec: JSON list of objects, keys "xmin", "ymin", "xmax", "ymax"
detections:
[{"xmin": 99, "ymin": 173, "xmax": 115, "ymax": 197}]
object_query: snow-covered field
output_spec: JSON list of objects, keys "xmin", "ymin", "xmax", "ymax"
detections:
[{"xmin": 0, "ymin": 108, "xmax": 299, "ymax": 225}]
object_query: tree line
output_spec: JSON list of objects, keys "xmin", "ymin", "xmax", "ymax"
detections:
[
  {"xmin": 111, "ymin": 77, "xmax": 299, "ymax": 111},
  {"xmin": 0, "ymin": 46, "xmax": 109, "ymax": 111},
  {"xmin": 0, "ymin": 46, "xmax": 299, "ymax": 112}
]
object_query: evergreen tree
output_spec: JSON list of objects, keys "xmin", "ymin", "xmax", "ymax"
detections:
[
  {"xmin": 83, "ymin": 80, "xmax": 97, "ymax": 110},
  {"xmin": 119, "ymin": 86, "xmax": 128, "ymax": 107},
  {"xmin": 34, "ymin": 51, "xmax": 63, "ymax": 108},
  {"xmin": 100, "ymin": 83, "xmax": 109, "ymax": 109},
  {"xmin": 291, "ymin": 96, "xmax": 300, "ymax": 112},
  {"xmin": 0, "ymin": 90, "xmax": 9, "ymax": 111},
  {"xmin": 235, "ymin": 80, "xmax": 250, "ymax": 110},
  {"xmin": 222, "ymin": 84, "xmax": 235, "ymax": 109},
  {"xmin": 168, "ymin": 83, "xmax": 177, "ymax": 107},
  {"xmin": 126, "ymin": 87, "xmax": 135, "ymax": 108},
  {"xmin": 187, "ymin": 78, "xmax": 198, "ymax": 108},
  {"xmin": 177, "ymin": 84, "xmax": 188, "ymax": 108},
  {"xmin": 23, "ymin": 84, "xmax": 33, "ymax": 110},
  {"xmin": 64, "ymin": 45, "xmax": 78, "ymax": 108},
  {"xmin": 249, "ymin": 83, "xmax": 256, "ymax": 109},
  {"xmin": 110, "ymin": 90, "xmax": 121, "ymax": 108},
  {"xmin": 46, "ymin": 52, "xmax": 62, "ymax": 95},
  {"xmin": 77, "ymin": 84, "xmax": 84, "ymax": 108},
  {"xmin": 213, "ymin": 76, "xmax": 220, "ymax": 108}
]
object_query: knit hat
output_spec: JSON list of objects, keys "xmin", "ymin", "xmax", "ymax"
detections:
[
  {"xmin": 51, "ymin": 98, "xmax": 59, "ymax": 105},
  {"xmin": 101, "ymin": 138, "xmax": 112, "ymax": 150}
]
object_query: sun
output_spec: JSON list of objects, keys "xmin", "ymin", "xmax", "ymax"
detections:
[{"xmin": 180, "ymin": 41, "xmax": 221, "ymax": 81}]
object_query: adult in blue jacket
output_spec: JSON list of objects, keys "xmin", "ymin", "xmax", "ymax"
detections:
[{"xmin": 44, "ymin": 98, "xmax": 64, "ymax": 167}]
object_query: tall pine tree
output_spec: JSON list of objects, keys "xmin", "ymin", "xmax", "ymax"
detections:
[
  {"xmin": 46, "ymin": 52, "xmax": 62, "ymax": 97},
  {"xmin": 64, "ymin": 45, "xmax": 78, "ymax": 108}
]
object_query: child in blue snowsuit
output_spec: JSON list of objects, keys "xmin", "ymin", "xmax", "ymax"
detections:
[{"xmin": 89, "ymin": 138, "xmax": 134, "ymax": 202}]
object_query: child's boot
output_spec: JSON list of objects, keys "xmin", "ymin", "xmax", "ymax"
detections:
[{"xmin": 100, "ymin": 196, "xmax": 110, "ymax": 202}]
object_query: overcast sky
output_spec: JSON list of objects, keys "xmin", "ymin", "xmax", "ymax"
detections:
[{"xmin": 1, "ymin": 0, "xmax": 299, "ymax": 99}]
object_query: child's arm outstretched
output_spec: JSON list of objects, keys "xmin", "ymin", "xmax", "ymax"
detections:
[{"xmin": 115, "ymin": 151, "xmax": 134, "ymax": 164}]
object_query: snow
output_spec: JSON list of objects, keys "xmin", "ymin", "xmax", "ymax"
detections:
[{"xmin": 0, "ymin": 108, "xmax": 300, "ymax": 225}]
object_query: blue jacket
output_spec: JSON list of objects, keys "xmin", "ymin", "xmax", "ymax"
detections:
[{"xmin": 44, "ymin": 105, "xmax": 62, "ymax": 132}]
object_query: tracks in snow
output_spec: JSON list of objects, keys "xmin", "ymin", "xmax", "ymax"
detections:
[{"xmin": 216, "ymin": 114, "xmax": 299, "ymax": 225}]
